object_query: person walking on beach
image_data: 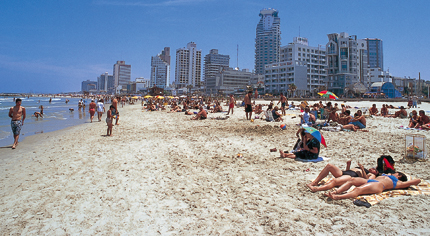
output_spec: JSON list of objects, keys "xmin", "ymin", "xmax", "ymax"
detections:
[
  {"xmin": 106, "ymin": 105, "xmax": 114, "ymax": 136},
  {"xmin": 277, "ymin": 93, "xmax": 287, "ymax": 116},
  {"xmin": 112, "ymin": 97, "xmax": 120, "ymax": 125},
  {"xmin": 88, "ymin": 99, "xmax": 96, "ymax": 123},
  {"xmin": 244, "ymin": 91, "xmax": 252, "ymax": 120},
  {"xmin": 97, "ymin": 99, "xmax": 105, "ymax": 122},
  {"xmin": 8, "ymin": 98, "xmax": 26, "ymax": 149},
  {"xmin": 227, "ymin": 94, "xmax": 235, "ymax": 115}
]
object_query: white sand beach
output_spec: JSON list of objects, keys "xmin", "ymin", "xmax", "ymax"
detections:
[{"xmin": 1, "ymin": 100, "xmax": 430, "ymax": 235}]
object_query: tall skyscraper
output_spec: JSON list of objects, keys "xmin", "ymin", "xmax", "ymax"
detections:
[
  {"xmin": 365, "ymin": 38, "xmax": 383, "ymax": 70},
  {"xmin": 326, "ymin": 32, "xmax": 359, "ymax": 95},
  {"xmin": 175, "ymin": 42, "xmax": 202, "ymax": 88},
  {"xmin": 203, "ymin": 49, "xmax": 230, "ymax": 84},
  {"xmin": 255, "ymin": 8, "xmax": 281, "ymax": 75},
  {"xmin": 150, "ymin": 47, "xmax": 171, "ymax": 89},
  {"xmin": 113, "ymin": 61, "xmax": 131, "ymax": 93},
  {"xmin": 97, "ymin": 72, "xmax": 114, "ymax": 93}
]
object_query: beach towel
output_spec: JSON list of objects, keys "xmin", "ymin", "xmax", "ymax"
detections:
[{"xmin": 296, "ymin": 156, "xmax": 330, "ymax": 162}]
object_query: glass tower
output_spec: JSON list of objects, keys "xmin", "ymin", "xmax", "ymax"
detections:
[{"xmin": 255, "ymin": 8, "xmax": 281, "ymax": 75}]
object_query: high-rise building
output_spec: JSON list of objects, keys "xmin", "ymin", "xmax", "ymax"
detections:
[
  {"xmin": 365, "ymin": 38, "xmax": 383, "ymax": 70},
  {"xmin": 278, "ymin": 37, "xmax": 327, "ymax": 94},
  {"xmin": 357, "ymin": 39, "xmax": 370, "ymax": 88},
  {"xmin": 325, "ymin": 32, "xmax": 359, "ymax": 95},
  {"xmin": 205, "ymin": 67, "xmax": 253, "ymax": 95},
  {"xmin": 81, "ymin": 80, "xmax": 97, "ymax": 92},
  {"xmin": 113, "ymin": 61, "xmax": 131, "ymax": 93},
  {"xmin": 203, "ymin": 49, "xmax": 230, "ymax": 85},
  {"xmin": 150, "ymin": 47, "xmax": 171, "ymax": 89},
  {"xmin": 264, "ymin": 61, "xmax": 308, "ymax": 95},
  {"xmin": 175, "ymin": 42, "xmax": 202, "ymax": 88},
  {"xmin": 255, "ymin": 8, "xmax": 281, "ymax": 75},
  {"xmin": 97, "ymin": 72, "xmax": 114, "ymax": 93}
]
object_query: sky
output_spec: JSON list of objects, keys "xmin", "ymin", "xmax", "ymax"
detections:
[{"xmin": 1, "ymin": 0, "xmax": 429, "ymax": 93}]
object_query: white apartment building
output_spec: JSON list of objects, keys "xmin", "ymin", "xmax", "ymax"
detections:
[
  {"xmin": 150, "ymin": 47, "xmax": 171, "ymax": 89},
  {"xmin": 368, "ymin": 68, "xmax": 393, "ymax": 83},
  {"xmin": 113, "ymin": 61, "xmax": 131, "ymax": 93},
  {"xmin": 175, "ymin": 42, "xmax": 202, "ymax": 88},
  {"xmin": 264, "ymin": 61, "xmax": 307, "ymax": 96},
  {"xmin": 135, "ymin": 77, "xmax": 150, "ymax": 92},
  {"xmin": 326, "ymin": 32, "xmax": 359, "ymax": 95},
  {"xmin": 278, "ymin": 37, "xmax": 327, "ymax": 93},
  {"xmin": 206, "ymin": 67, "xmax": 254, "ymax": 95}
]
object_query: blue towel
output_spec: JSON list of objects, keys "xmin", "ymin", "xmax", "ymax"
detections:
[{"xmin": 296, "ymin": 157, "xmax": 325, "ymax": 162}]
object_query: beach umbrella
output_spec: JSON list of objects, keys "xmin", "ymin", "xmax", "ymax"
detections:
[
  {"xmin": 131, "ymin": 96, "xmax": 139, "ymax": 99},
  {"xmin": 156, "ymin": 96, "xmax": 164, "ymax": 99},
  {"xmin": 318, "ymin": 90, "xmax": 338, "ymax": 100},
  {"xmin": 144, "ymin": 95, "xmax": 152, "ymax": 98},
  {"xmin": 180, "ymin": 95, "xmax": 187, "ymax": 98},
  {"xmin": 302, "ymin": 126, "xmax": 327, "ymax": 147}
]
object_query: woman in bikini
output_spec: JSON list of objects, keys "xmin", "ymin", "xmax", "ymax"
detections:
[
  {"xmin": 325, "ymin": 172, "xmax": 420, "ymax": 200},
  {"xmin": 88, "ymin": 99, "xmax": 97, "ymax": 123},
  {"xmin": 307, "ymin": 161, "xmax": 379, "ymax": 192}
]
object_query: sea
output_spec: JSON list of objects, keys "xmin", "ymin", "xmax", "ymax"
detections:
[{"xmin": 0, "ymin": 97, "xmax": 99, "ymax": 148}]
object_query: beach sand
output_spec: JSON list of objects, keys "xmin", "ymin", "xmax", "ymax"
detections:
[{"xmin": 1, "ymin": 100, "xmax": 430, "ymax": 235}]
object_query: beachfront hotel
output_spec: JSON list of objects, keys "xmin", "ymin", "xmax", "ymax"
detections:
[
  {"xmin": 150, "ymin": 47, "xmax": 171, "ymax": 89},
  {"xmin": 113, "ymin": 61, "xmax": 131, "ymax": 93},
  {"xmin": 175, "ymin": 42, "xmax": 202, "ymax": 89},
  {"xmin": 255, "ymin": 8, "xmax": 281, "ymax": 75},
  {"xmin": 97, "ymin": 72, "xmax": 115, "ymax": 94},
  {"xmin": 325, "ymin": 32, "xmax": 359, "ymax": 95}
]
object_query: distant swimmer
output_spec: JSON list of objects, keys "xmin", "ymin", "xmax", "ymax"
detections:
[
  {"xmin": 8, "ymin": 98, "xmax": 26, "ymax": 149},
  {"xmin": 49, "ymin": 97, "xmax": 52, "ymax": 103},
  {"xmin": 78, "ymin": 99, "xmax": 83, "ymax": 110},
  {"xmin": 69, "ymin": 108, "xmax": 74, "ymax": 112},
  {"xmin": 32, "ymin": 111, "xmax": 43, "ymax": 119},
  {"xmin": 39, "ymin": 105, "xmax": 44, "ymax": 115}
]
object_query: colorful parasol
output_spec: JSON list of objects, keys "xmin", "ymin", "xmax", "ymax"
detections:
[
  {"xmin": 302, "ymin": 126, "xmax": 327, "ymax": 147},
  {"xmin": 318, "ymin": 90, "xmax": 338, "ymax": 100},
  {"xmin": 143, "ymin": 95, "xmax": 153, "ymax": 98}
]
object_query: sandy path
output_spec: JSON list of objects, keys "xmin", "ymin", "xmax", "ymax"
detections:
[{"xmin": 1, "ymin": 101, "xmax": 430, "ymax": 235}]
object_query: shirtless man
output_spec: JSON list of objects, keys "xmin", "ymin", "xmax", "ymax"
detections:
[
  {"xmin": 415, "ymin": 110, "xmax": 430, "ymax": 128},
  {"xmin": 277, "ymin": 93, "xmax": 287, "ymax": 116},
  {"xmin": 380, "ymin": 104, "xmax": 388, "ymax": 116},
  {"xmin": 369, "ymin": 104, "xmax": 378, "ymax": 116},
  {"xmin": 327, "ymin": 108, "xmax": 340, "ymax": 123},
  {"xmin": 244, "ymin": 91, "xmax": 252, "ymax": 120},
  {"xmin": 342, "ymin": 110, "xmax": 366, "ymax": 131},
  {"xmin": 339, "ymin": 104, "xmax": 347, "ymax": 117},
  {"xmin": 112, "ymin": 97, "xmax": 119, "ymax": 125},
  {"xmin": 227, "ymin": 94, "xmax": 235, "ymax": 115},
  {"xmin": 386, "ymin": 106, "xmax": 407, "ymax": 118},
  {"xmin": 191, "ymin": 106, "xmax": 207, "ymax": 120},
  {"xmin": 8, "ymin": 98, "xmax": 26, "ymax": 149}
]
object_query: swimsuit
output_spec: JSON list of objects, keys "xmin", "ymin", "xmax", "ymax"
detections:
[
  {"xmin": 350, "ymin": 121, "xmax": 366, "ymax": 129},
  {"xmin": 281, "ymin": 102, "xmax": 286, "ymax": 108},
  {"xmin": 382, "ymin": 174, "xmax": 398, "ymax": 189},
  {"xmin": 245, "ymin": 104, "xmax": 252, "ymax": 112},
  {"xmin": 342, "ymin": 170, "xmax": 359, "ymax": 177},
  {"xmin": 11, "ymin": 120, "xmax": 22, "ymax": 135}
]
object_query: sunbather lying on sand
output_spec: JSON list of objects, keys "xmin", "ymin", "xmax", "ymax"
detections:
[
  {"xmin": 307, "ymin": 162, "xmax": 379, "ymax": 192},
  {"xmin": 325, "ymin": 172, "xmax": 420, "ymax": 200}
]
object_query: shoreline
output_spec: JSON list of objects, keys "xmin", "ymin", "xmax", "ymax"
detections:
[{"xmin": 1, "ymin": 102, "xmax": 430, "ymax": 234}]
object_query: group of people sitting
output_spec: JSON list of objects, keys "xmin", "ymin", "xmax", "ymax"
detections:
[{"xmin": 306, "ymin": 156, "xmax": 421, "ymax": 200}]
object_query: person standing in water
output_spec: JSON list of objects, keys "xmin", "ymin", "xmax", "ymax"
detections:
[{"xmin": 8, "ymin": 98, "xmax": 26, "ymax": 149}]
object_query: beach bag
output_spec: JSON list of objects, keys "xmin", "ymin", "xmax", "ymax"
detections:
[{"xmin": 376, "ymin": 155, "xmax": 395, "ymax": 174}]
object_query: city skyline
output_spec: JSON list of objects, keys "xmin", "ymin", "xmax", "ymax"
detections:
[{"xmin": 1, "ymin": 0, "xmax": 429, "ymax": 93}]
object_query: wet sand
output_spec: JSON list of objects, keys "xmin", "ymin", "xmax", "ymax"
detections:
[{"xmin": 1, "ymin": 101, "xmax": 430, "ymax": 235}]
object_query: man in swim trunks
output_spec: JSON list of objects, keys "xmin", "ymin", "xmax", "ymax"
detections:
[
  {"xmin": 244, "ymin": 91, "xmax": 252, "ymax": 120},
  {"xmin": 415, "ymin": 110, "xmax": 430, "ymax": 129},
  {"xmin": 8, "ymin": 98, "xmax": 26, "ymax": 149},
  {"xmin": 112, "ymin": 97, "xmax": 119, "ymax": 125},
  {"xmin": 227, "ymin": 94, "xmax": 235, "ymax": 115},
  {"xmin": 191, "ymin": 106, "xmax": 207, "ymax": 120},
  {"xmin": 369, "ymin": 104, "xmax": 378, "ymax": 116},
  {"xmin": 277, "ymin": 93, "xmax": 287, "ymax": 116}
]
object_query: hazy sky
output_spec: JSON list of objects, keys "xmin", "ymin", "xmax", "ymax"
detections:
[{"xmin": 1, "ymin": 0, "xmax": 429, "ymax": 93}]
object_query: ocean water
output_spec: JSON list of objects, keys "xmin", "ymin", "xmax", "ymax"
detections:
[{"xmin": 0, "ymin": 97, "xmax": 98, "ymax": 148}]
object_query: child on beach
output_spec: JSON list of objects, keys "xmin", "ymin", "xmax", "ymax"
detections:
[{"xmin": 106, "ymin": 105, "xmax": 114, "ymax": 136}]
